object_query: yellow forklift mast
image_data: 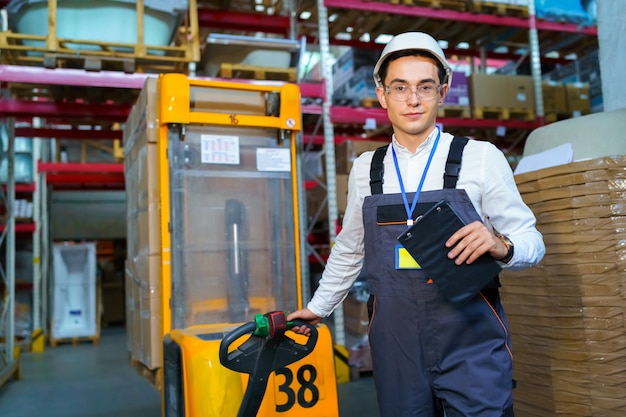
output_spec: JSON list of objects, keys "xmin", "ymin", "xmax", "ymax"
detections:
[{"xmin": 132, "ymin": 74, "xmax": 340, "ymax": 417}]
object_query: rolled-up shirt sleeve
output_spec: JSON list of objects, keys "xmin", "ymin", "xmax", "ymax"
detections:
[{"xmin": 471, "ymin": 142, "xmax": 545, "ymax": 271}]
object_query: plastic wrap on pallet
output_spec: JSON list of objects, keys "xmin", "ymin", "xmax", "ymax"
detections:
[
  {"xmin": 333, "ymin": 65, "xmax": 377, "ymax": 106},
  {"xmin": 5, "ymin": 0, "xmax": 188, "ymax": 47},
  {"xmin": 534, "ymin": 0, "xmax": 591, "ymax": 25},
  {"xmin": 331, "ymin": 48, "xmax": 379, "ymax": 94},
  {"xmin": 5, "ymin": 0, "xmax": 188, "ymax": 15},
  {"xmin": 580, "ymin": 0, "xmax": 596, "ymax": 24}
]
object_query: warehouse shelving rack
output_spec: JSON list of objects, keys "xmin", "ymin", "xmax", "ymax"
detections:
[
  {"xmin": 0, "ymin": 120, "xmax": 21, "ymax": 388},
  {"xmin": 302, "ymin": 0, "xmax": 598, "ymax": 345},
  {"xmin": 0, "ymin": 0, "xmax": 600, "ymax": 377},
  {"xmin": 0, "ymin": 0, "xmax": 201, "ymax": 73}
]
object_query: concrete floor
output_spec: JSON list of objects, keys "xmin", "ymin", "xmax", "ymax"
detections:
[{"xmin": 0, "ymin": 326, "xmax": 379, "ymax": 417}]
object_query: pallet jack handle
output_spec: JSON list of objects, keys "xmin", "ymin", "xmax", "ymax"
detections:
[{"xmin": 218, "ymin": 311, "xmax": 318, "ymax": 417}]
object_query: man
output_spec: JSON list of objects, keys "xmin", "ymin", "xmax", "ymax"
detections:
[{"xmin": 288, "ymin": 32, "xmax": 545, "ymax": 417}]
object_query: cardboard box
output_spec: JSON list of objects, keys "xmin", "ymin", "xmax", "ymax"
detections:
[
  {"xmin": 468, "ymin": 73, "xmax": 534, "ymax": 110},
  {"xmin": 336, "ymin": 174, "xmax": 349, "ymax": 215},
  {"xmin": 501, "ymin": 154, "xmax": 626, "ymax": 416},
  {"xmin": 468, "ymin": 73, "xmax": 508, "ymax": 108},
  {"xmin": 503, "ymin": 75, "xmax": 534, "ymax": 110},
  {"xmin": 566, "ymin": 82, "xmax": 591, "ymax": 116},
  {"xmin": 542, "ymin": 81, "xmax": 568, "ymax": 114},
  {"xmin": 126, "ymin": 254, "xmax": 162, "ymax": 370},
  {"xmin": 343, "ymin": 294, "xmax": 369, "ymax": 336},
  {"xmin": 335, "ymin": 139, "xmax": 388, "ymax": 175},
  {"xmin": 101, "ymin": 280, "xmax": 126, "ymax": 325},
  {"xmin": 444, "ymin": 71, "xmax": 470, "ymax": 106}
]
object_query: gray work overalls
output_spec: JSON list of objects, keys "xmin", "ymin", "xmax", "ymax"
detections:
[{"xmin": 363, "ymin": 138, "xmax": 515, "ymax": 417}]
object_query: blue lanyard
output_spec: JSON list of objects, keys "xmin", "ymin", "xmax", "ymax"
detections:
[{"xmin": 392, "ymin": 128, "xmax": 441, "ymax": 226}]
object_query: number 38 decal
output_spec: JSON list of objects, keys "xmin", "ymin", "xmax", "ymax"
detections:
[{"xmin": 274, "ymin": 364, "xmax": 320, "ymax": 412}]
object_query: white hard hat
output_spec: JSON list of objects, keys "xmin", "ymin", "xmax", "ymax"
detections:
[{"xmin": 373, "ymin": 32, "xmax": 452, "ymax": 88}]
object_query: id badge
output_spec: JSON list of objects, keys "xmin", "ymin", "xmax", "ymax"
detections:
[{"xmin": 395, "ymin": 244, "xmax": 421, "ymax": 269}]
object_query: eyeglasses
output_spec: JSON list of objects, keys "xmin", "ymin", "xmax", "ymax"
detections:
[{"xmin": 384, "ymin": 82, "xmax": 442, "ymax": 102}]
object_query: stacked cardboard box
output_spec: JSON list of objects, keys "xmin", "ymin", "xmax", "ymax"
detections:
[
  {"xmin": 542, "ymin": 81, "xmax": 569, "ymax": 117},
  {"xmin": 500, "ymin": 155, "xmax": 626, "ymax": 416},
  {"xmin": 468, "ymin": 73, "xmax": 535, "ymax": 120},
  {"xmin": 565, "ymin": 82, "xmax": 591, "ymax": 117},
  {"xmin": 123, "ymin": 77, "xmax": 162, "ymax": 370},
  {"xmin": 335, "ymin": 139, "xmax": 388, "ymax": 175},
  {"xmin": 343, "ymin": 281, "xmax": 373, "ymax": 374}
]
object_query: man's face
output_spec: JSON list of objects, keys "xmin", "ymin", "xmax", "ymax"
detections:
[{"xmin": 376, "ymin": 55, "xmax": 448, "ymax": 143}]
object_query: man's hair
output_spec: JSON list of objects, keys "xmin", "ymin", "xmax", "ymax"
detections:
[{"xmin": 377, "ymin": 49, "xmax": 447, "ymax": 87}]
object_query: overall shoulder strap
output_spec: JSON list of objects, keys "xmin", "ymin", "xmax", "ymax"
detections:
[
  {"xmin": 369, "ymin": 144, "xmax": 389, "ymax": 195},
  {"xmin": 443, "ymin": 136, "xmax": 470, "ymax": 189}
]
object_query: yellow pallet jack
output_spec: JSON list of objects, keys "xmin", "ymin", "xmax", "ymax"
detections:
[
  {"xmin": 124, "ymin": 74, "xmax": 339, "ymax": 417},
  {"xmin": 218, "ymin": 311, "xmax": 318, "ymax": 417}
]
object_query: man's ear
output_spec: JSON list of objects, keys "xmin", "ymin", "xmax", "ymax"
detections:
[
  {"xmin": 376, "ymin": 86, "xmax": 387, "ymax": 109},
  {"xmin": 438, "ymin": 83, "xmax": 449, "ymax": 106}
]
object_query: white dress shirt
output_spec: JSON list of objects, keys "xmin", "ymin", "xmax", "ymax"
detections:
[{"xmin": 307, "ymin": 128, "xmax": 545, "ymax": 318}]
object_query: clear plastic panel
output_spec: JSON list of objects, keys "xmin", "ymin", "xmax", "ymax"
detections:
[{"xmin": 168, "ymin": 124, "xmax": 298, "ymax": 329}]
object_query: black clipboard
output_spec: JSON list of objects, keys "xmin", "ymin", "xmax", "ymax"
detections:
[{"xmin": 397, "ymin": 200, "xmax": 502, "ymax": 306}]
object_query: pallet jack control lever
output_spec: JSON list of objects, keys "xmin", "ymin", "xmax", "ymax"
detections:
[{"xmin": 219, "ymin": 311, "xmax": 318, "ymax": 417}]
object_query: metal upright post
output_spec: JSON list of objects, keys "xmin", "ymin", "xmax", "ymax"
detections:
[
  {"xmin": 31, "ymin": 117, "xmax": 44, "ymax": 352},
  {"xmin": 316, "ymin": 0, "xmax": 345, "ymax": 347},
  {"xmin": 40, "ymin": 171, "xmax": 49, "ymax": 339},
  {"xmin": 0, "ymin": 118, "xmax": 19, "ymax": 388},
  {"xmin": 528, "ymin": 0, "xmax": 545, "ymax": 124}
]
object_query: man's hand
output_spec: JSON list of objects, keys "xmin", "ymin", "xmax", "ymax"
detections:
[
  {"xmin": 287, "ymin": 308, "xmax": 322, "ymax": 337},
  {"xmin": 445, "ymin": 221, "xmax": 508, "ymax": 265}
]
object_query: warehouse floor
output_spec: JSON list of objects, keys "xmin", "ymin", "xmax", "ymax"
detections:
[{"xmin": 0, "ymin": 326, "xmax": 379, "ymax": 417}]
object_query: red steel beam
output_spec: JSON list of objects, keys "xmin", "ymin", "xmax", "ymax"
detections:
[
  {"xmin": 38, "ymin": 162, "xmax": 125, "ymax": 173},
  {"xmin": 324, "ymin": 0, "xmax": 597, "ymax": 35},
  {"xmin": 0, "ymin": 99, "xmax": 131, "ymax": 121},
  {"xmin": 323, "ymin": 105, "xmax": 543, "ymax": 130},
  {"xmin": 45, "ymin": 173, "xmax": 125, "ymax": 187},
  {"xmin": 304, "ymin": 134, "xmax": 388, "ymax": 146},
  {"xmin": 299, "ymin": 81, "xmax": 325, "ymax": 100},
  {"xmin": 197, "ymin": 9, "xmax": 290, "ymax": 36},
  {"xmin": 328, "ymin": 39, "xmax": 575, "ymax": 66},
  {"xmin": 15, "ymin": 127, "xmax": 123, "ymax": 140},
  {"xmin": 2, "ymin": 183, "xmax": 36, "ymax": 193},
  {"xmin": 0, "ymin": 66, "xmax": 324, "ymax": 100},
  {"xmin": 0, "ymin": 223, "xmax": 37, "ymax": 234},
  {"xmin": 39, "ymin": 162, "xmax": 126, "ymax": 189},
  {"xmin": 0, "ymin": 65, "xmax": 151, "ymax": 88}
]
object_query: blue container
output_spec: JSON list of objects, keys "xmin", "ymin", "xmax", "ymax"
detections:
[
  {"xmin": 0, "ymin": 153, "xmax": 34, "ymax": 183},
  {"xmin": 535, "ymin": 0, "xmax": 591, "ymax": 25}
]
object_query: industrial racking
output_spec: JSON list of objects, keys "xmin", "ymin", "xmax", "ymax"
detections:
[{"xmin": 0, "ymin": 0, "xmax": 599, "ymax": 385}]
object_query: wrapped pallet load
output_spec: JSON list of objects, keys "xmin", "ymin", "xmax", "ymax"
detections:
[{"xmin": 501, "ymin": 108, "xmax": 626, "ymax": 416}]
